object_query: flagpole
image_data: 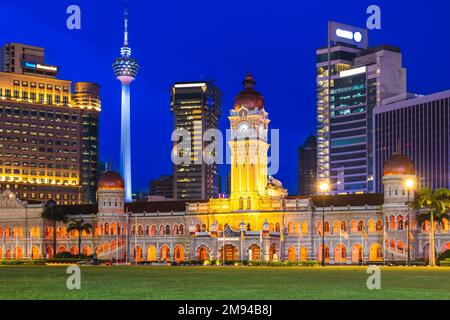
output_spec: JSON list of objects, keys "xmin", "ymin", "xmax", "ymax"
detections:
[
  {"xmin": 339, "ymin": 227, "xmax": 342, "ymax": 266},
  {"xmin": 361, "ymin": 231, "xmax": 364, "ymax": 266},
  {"xmin": 116, "ymin": 230, "xmax": 119, "ymax": 266},
  {"xmin": 134, "ymin": 214, "xmax": 137, "ymax": 265}
]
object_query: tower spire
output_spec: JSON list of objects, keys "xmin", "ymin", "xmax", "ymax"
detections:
[{"xmin": 124, "ymin": 0, "xmax": 129, "ymax": 47}]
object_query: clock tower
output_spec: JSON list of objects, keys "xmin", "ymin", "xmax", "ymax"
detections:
[{"xmin": 229, "ymin": 72, "xmax": 270, "ymax": 209}]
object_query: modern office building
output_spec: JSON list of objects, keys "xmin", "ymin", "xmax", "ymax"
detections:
[
  {"xmin": 170, "ymin": 81, "xmax": 221, "ymax": 200},
  {"xmin": 0, "ymin": 43, "xmax": 101, "ymax": 204},
  {"xmin": 374, "ymin": 90, "xmax": 450, "ymax": 192},
  {"xmin": 112, "ymin": 1, "xmax": 139, "ymax": 203},
  {"xmin": 317, "ymin": 21, "xmax": 406, "ymax": 194},
  {"xmin": 149, "ymin": 175, "xmax": 174, "ymax": 199},
  {"xmin": 298, "ymin": 135, "xmax": 317, "ymax": 195}
]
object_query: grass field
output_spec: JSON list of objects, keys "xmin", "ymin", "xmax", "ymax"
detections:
[{"xmin": 0, "ymin": 265, "xmax": 449, "ymax": 300}]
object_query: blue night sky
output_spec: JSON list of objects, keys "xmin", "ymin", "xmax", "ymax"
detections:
[{"xmin": 1, "ymin": 0, "xmax": 449, "ymax": 194}]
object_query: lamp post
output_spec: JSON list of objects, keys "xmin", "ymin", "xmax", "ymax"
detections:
[
  {"xmin": 319, "ymin": 182, "xmax": 329, "ymax": 266},
  {"xmin": 405, "ymin": 178, "xmax": 414, "ymax": 266}
]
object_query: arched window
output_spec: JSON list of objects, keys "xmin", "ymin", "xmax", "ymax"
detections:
[
  {"xmin": 111, "ymin": 223, "xmax": 117, "ymax": 236},
  {"xmin": 376, "ymin": 220, "xmax": 383, "ymax": 232},
  {"xmin": 287, "ymin": 222, "xmax": 294, "ymax": 234},
  {"xmin": 324, "ymin": 221, "xmax": 330, "ymax": 234},
  {"xmin": 368, "ymin": 219, "xmax": 375, "ymax": 233},
  {"xmin": 275, "ymin": 223, "xmax": 280, "ymax": 232},
  {"xmin": 397, "ymin": 215, "xmax": 403, "ymax": 230},
  {"xmin": 350, "ymin": 220, "xmax": 358, "ymax": 233},
  {"xmin": 132, "ymin": 225, "xmax": 136, "ymax": 236},
  {"xmin": 159, "ymin": 225, "xmax": 164, "ymax": 236},
  {"xmin": 138, "ymin": 225, "xmax": 144, "ymax": 236},
  {"xmin": 179, "ymin": 224, "xmax": 185, "ymax": 235},
  {"xmin": 389, "ymin": 216, "xmax": 395, "ymax": 230},
  {"xmin": 341, "ymin": 221, "xmax": 347, "ymax": 232},
  {"xmin": 201, "ymin": 224, "xmax": 207, "ymax": 232},
  {"xmin": 301, "ymin": 222, "xmax": 308, "ymax": 235},
  {"xmin": 173, "ymin": 224, "xmax": 179, "ymax": 235},
  {"xmin": 333, "ymin": 221, "xmax": 340, "ymax": 234},
  {"xmin": 357, "ymin": 220, "xmax": 364, "ymax": 232},
  {"xmin": 151, "ymin": 225, "xmax": 157, "ymax": 237},
  {"xmin": 317, "ymin": 221, "xmax": 323, "ymax": 235},
  {"xmin": 195, "ymin": 224, "xmax": 200, "ymax": 232},
  {"xmin": 165, "ymin": 225, "xmax": 171, "ymax": 236},
  {"xmin": 104, "ymin": 223, "xmax": 109, "ymax": 235}
]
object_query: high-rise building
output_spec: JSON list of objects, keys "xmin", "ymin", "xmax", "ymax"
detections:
[
  {"xmin": 149, "ymin": 175, "xmax": 174, "ymax": 199},
  {"xmin": 317, "ymin": 21, "xmax": 406, "ymax": 194},
  {"xmin": 374, "ymin": 90, "xmax": 450, "ymax": 191},
  {"xmin": 298, "ymin": 135, "xmax": 317, "ymax": 195},
  {"xmin": 73, "ymin": 82, "xmax": 101, "ymax": 203},
  {"xmin": 0, "ymin": 43, "xmax": 101, "ymax": 204},
  {"xmin": 170, "ymin": 81, "xmax": 221, "ymax": 200},
  {"xmin": 112, "ymin": 1, "xmax": 139, "ymax": 203}
]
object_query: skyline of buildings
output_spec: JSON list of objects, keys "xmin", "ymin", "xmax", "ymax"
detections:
[{"xmin": 0, "ymin": 18, "xmax": 449, "ymax": 204}]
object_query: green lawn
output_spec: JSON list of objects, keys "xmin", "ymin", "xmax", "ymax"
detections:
[{"xmin": 0, "ymin": 265, "xmax": 449, "ymax": 300}]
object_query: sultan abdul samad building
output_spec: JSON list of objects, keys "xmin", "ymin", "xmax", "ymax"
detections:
[{"xmin": 0, "ymin": 74, "xmax": 449, "ymax": 263}]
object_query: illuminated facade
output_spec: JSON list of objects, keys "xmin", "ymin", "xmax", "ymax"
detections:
[
  {"xmin": 2, "ymin": 74, "xmax": 448, "ymax": 263},
  {"xmin": 0, "ymin": 43, "xmax": 101, "ymax": 204},
  {"xmin": 170, "ymin": 81, "xmax": 221, "ymax": 200},
  {"xmin": 112, "ymin": 1, "xmax": 139, "ymax": 203},
  {"xmin": 317, "ymin": 22, "xmax": 407, "ymax": 194}
]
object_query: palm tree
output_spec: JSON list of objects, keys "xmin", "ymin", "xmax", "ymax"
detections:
[
  {"xmin": 67, "ymin": 219, "xmax": 93, "ymax": 256},
  {"xmin": 412, "ymin": 188, "xmax": 450, "ymax": 266},
  {"xmin": 41, "ymin": 200, "xmax": 68, "ymax": 257}
]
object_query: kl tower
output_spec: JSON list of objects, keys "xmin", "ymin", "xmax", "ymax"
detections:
[{"xmin": 113, "ymin": 0, "xmax": 139, "ymax": 202}]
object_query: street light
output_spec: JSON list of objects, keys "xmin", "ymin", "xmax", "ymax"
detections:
[
  {"xmin": 405, "ymin": 178, "xmax": 414, "ymax": 266},
  {"xmin": 319, "ymin": 182, "xmax": 329, "ymax": 266}
]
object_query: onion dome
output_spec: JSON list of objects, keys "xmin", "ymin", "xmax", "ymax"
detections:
[
  {"xmin": 234, "ymin": 71, "xmax": 264, "ymax": 111},
  {"xmin": 383, "ymin": 153, "xmax": 414, "ymax": 176},
  {"xmin": 98, "ymin": 171, "xmax": 125, "ymax": 190}
]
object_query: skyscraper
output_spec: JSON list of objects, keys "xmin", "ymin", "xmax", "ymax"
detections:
[
  {"xmin": 374, "ymin": 90, "xmax": 450, "ymax": 191},
  {"xmin": 298, "ymin": 135, "xmax": 317, "ymax": 195},
  {"xmin": 112, "ymin": 0, "xmax": 139, "ymax": 203},
  {"xmin": 0, "ymin": 43, "xmax": 101, "ymax": 204},
  {"xmin": 317, "ymin": 22, "xmax": 406, "ymax": 194},
  {"xmin": 170, "ymin": 81, "xmax": 221, "ymax": 200}
]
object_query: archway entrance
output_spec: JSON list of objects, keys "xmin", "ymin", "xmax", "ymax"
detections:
[
  {"xmin": 220, "ymin": 244, "xmax": 238, "ymax": 261},
  {"xmin": 334, "ymin": 244, "xmax": 346, "ymax": 264},
  {"xmin": 197, "ymin": 246, "xmax": 208, "ymax": 262},
  {"xmin": 134, "ymin": 246, "xmax": 143, "ymax": 262},
  {"xmin": 269, "ymin": 243, "xmax": 278, "ymax": 261},
  {"xmin": 300, "ymin": 247, "xmax": 308, "ymax": 261},
  {"xmin": 31, "ymin": 246, "xmax": 40, "ymax": 259},
  {"xmin": 174, "ymin": 245, "xmax": 185, "ymax": 263},
  {"xmin": 351, "ymin": 244, "xmax": 363, "ymax": 264},
  {"xmin": 287, "ymin": 247, "xmax": 296, "ymax": 261},
  {"xmin": 147, "ymin": 245, "xmax": 156, "ymax": 262},
  {"xmin": 160, "ymin": 245, "xmax": 170, "ymax": 262},
  {"xmin": 249, "ymin": 244, "xmax": 261, "ymax": 261},
  {"xmin": 14, "ymin": 247, "xmax": 23, "ymax": 259},
  {"xmin": 369, "ymin": 243, "xmax": 382, "ymax": 261}
]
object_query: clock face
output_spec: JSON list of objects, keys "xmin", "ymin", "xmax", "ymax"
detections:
[{"xmin": 237, "ymin": 123, "xmax": 250, "ymax": 134}]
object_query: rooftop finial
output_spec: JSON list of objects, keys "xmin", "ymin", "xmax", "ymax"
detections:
[{"xmin": 124, "ymin": 0, "xmax": 129, "ymax": 47}]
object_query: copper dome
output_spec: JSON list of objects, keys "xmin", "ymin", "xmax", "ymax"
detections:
[
  {"xmin": 234, "ymin": 72, "xmax": 264, "ymax": 111},
  {"xmin": 98, "ymin": 171, "xmax": 125, "ymax": 190},
  {"xmin": 383, "ymin": 153, "xmax": 414, "ymax": 176}
]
